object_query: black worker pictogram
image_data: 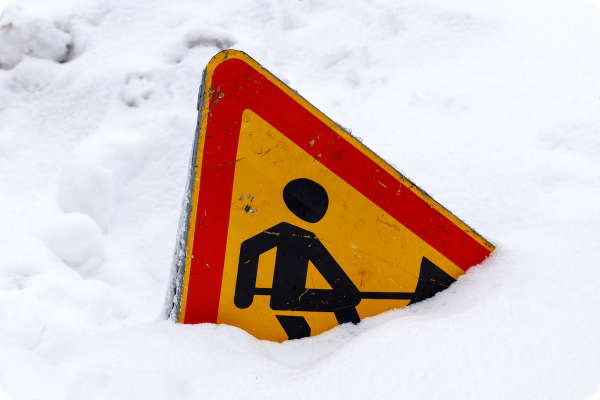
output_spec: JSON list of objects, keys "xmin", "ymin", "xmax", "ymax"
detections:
[
  {"xmin": 233, "ymin": 178, "xmax": 457, "ymax": 340},
  {"xmin": 234, "ymin": 179, "xmax": 361, "ymax": 340}
]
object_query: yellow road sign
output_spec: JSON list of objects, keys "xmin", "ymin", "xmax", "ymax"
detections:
[{"xmin": 168, "ymin": 50, "xmax": 494, "ymax": 341}]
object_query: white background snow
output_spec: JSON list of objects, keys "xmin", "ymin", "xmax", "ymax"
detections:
[{"xmin": 0, "ymin": 0, "xmax": 599, "ymax": 398}]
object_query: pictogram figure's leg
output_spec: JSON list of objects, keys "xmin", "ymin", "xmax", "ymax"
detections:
[
  {"xmin": 275, "ymin": 315, "xmax": 311, "ymax": 340},
  {"xmin": 333, "ymin": 306, "xmax": 361, "ymax": 325}
]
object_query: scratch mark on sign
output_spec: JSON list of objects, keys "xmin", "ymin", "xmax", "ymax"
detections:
[
  {"xmin": 203, "ymin": 157, "xmax": 246, "ymax": 168},
  {"xmin": 376, "ymin": 216, "xmax": 402, "ymax": 232},
  {"xmin": 298, "ymin": 288, "xmax": 310, "ymax": 301},
  {"xmin": 322, "ymin": 135, "xmax": 340, "ymax": 154},
  {"xmin": 263, "ymin": 230, "xmax": 280, "ymax": 236}
]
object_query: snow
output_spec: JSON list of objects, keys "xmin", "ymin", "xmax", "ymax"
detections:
[{"xmin": 0, "ymin": 0, "xmax": 599, "ymax": 398}]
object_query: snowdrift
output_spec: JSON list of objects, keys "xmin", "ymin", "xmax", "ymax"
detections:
[{"xmin": 0, "ymin": 0, "xmax": 599, "ymax": 398}]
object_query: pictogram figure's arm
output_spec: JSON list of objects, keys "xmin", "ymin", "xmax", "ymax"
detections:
[
  {"xmin": 309, "ymin": 240, "xmax": 359, "ymax": 294},
  {"xmin": 304, "ymin": 240, "xmax": 361, "ymax": 308}
]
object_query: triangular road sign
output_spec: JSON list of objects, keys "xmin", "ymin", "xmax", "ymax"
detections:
[{"xmin": 167, "ymin": 50, "xmax": 494, "ymax": 342}]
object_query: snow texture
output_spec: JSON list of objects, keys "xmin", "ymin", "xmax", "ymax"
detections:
[{"xmin": 0, "ymin": 0, "xmax": 599, "ymax": 398}]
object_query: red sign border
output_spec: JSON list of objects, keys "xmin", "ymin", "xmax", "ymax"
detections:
[{"xmin": 175, "ymin": 50, "xmax": 494, "ymax": 324}]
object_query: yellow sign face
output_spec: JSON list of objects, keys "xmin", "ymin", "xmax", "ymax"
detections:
[
  {"xmin": 217, "ymin": 110, "xmax": 464, "ymax": 341},
  {"xmin": 169, "ymin": 50, "xmax": 494, "ymax": 342}
]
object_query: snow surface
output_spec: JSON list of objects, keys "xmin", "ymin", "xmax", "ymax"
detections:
[{"xmin": 0, "ymin": 0, "xmax": 599, "ymax": 398}]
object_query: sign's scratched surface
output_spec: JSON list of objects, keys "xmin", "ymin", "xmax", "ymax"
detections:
[{"xmin": 171, "ymin": 50, "xmax": 494, "ymax": 341}]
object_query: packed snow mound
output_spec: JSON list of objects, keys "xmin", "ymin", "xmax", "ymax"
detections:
[
  {"xmin": 0, "ymin": 4, "xmax": 71, "ymax": 69},
  {"xmin": 0, "ymin": 0, "xmax": 599, "ymax": 399},
  {"xmin": 44, "ymin": 213, "xmax": 105, "ymax": 269}
]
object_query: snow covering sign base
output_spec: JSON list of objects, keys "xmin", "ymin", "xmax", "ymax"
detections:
[{"xmin": 166, "ymin": 50, "xmax": 494, "ymax": 342}]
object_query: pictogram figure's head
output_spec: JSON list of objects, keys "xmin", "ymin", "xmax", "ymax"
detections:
[{"xmin": 283, "ymin": 178, "xmax": 329, "ymax": 223}]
